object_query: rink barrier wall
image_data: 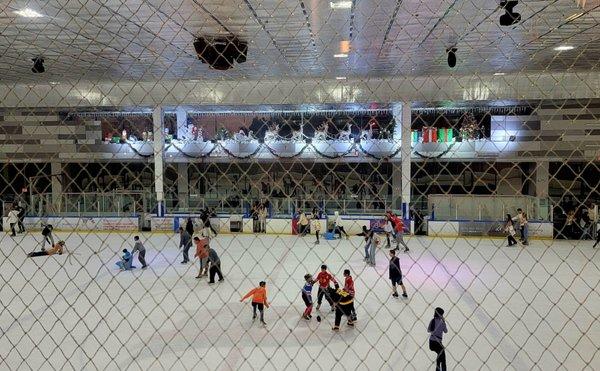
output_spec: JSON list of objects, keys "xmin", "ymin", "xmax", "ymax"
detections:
[
  {"xmin": 427, "ymin": 220, "xmax": 554, "ymax": 238},
  {"xmin": 2, "ymin": 216, "xmax": 140, "ymax": 232}
]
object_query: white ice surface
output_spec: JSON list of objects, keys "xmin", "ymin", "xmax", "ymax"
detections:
[{"xmin": 1, "ymin": 232, "xmax": 599, "ymax": 370}]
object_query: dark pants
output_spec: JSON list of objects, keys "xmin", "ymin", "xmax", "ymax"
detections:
[
  {"xmin": 182, "ymin": 243, "xmax": 191, "ymax": 262},
  {"xmin": 335, "ymin": 226, "xmax": 348, "ymax": 239},
  {"xmin": 334, "ymin": 302, "xmax": 354, "ymax": 326},
  {"xmin": 315, "ymin": 230, "xmax": 320, "ymax": 243},
  {"xmin": 507, "ymin": 235, "xmax": 518, "ymax": 246},
  {"xmin": 9, "ymin": 223, "xmax": 16, "ymax": 236},
  {"xmin": 138, "ymin": 250, "xmax": 147, "ymax": 267},
  {"xmin": 209, "ymin": 263, "xmax": 223, "ymax": 283},
  {"xmin": 252, "ymin": 302, "xmax": 264, "ymax": 322},
  {"xmin": 317, "ymin": 287, "xmax": 333, "ymax": 307},
  {"xmin": 206, "ymin": 221, "xmax": 218, "ymax": 236},
  {"xmin": 594, "ymin": 233, "xmax": 600, "ymax": 248},
  {"xmin": 18, "ymin": 217, "xmax": 25, "ymax": 233},
  {"xmin": 429, "ymin": 340, "xmax": 446, "ymax": 371},
  {"xmin": 28, "ymin": 251, "xmax": 50, "ymax": 257}
]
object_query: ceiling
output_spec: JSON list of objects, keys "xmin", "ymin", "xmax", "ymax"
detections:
[{"xmin": 0, "ymin": 0, "xmax": 598, "ymax": 83}]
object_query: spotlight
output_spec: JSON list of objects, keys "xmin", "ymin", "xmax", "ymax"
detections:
[
  {"xmin": 446, "ymin": 48, "xmax": 457, "ymax": 68},
  {"xmin": 500, "ymin": 1, "xmax": 521, "ymax": 26},
  {"xmin": 31, "ymin": 57, "xmax": 45, "ymax": 73}
]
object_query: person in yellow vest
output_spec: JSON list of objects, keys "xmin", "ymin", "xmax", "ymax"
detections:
[{"xmin": 312, "ymin": 217, "xmax": 322, "ymax": 245}]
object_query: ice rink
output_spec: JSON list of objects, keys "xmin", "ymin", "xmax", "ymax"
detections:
[{"xmin": 1, "ymin": 231, "xmax": 599, "ymax": 370}]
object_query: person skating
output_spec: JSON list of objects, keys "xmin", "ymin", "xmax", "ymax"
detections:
[
  {"xmin": 329, "ymin": 286, "xmax": 355, "ymax": 331},
  {"xmin": 389, "ymin": 249, "xmax": 408, "ymax": 298},
  {"xmin": 185, "ymin": 217, "xmax": 194, "ymax": 237},
  {"xmin": 343, "ymin": 269, "xmax": 357, "ymax": 321},
  {"xmin": 28, "ymin": 241, "xmax": 66, "ymax": 257},
  {"xmin": 7, "ymin": 207, "xmax": 19, "ymax": 237},
  {"xmin": 207, "ymin": 246, "xmax": 223, "ymax": 283},
  {"xmin": 314, "ymin": 264, "xmax": 338, "ymax": 311},
  {"xmin": 391, "ymin": 213, "xmax": 410, "ymax": 252},
  {"xmin": 201, "ymin": 208, "xmax": 218, "ymax": 236},
  {"xmin": 383, "ymin": 215, "xmax": 394, "ymax": 248},
  {"xmin": 116, "ymin": 248, "xmax": 135, "ymax": 270},
  {"xmin": 593, "ymin": 230, "xmax": 600, "ymax": 248},
  {"xmin": 298, "ymin": 210, "xmax": 309, "ymax": 236},
  {"xmin": 312, "ymin": 217, "xmax": 321, "ymax": 245},
  {"xmin": 357, "ymin": 225, "xmax": 374, "ymax": 262},
  {"xmin": 194, "ymin": 235, "xmax": 209, "ymax": 278},
  {"xmin": 333, "ymin": 211, "xmax": 349, "ymax": 239},
  {"xmin": 240, "ymin": 281, "xmax": 270, "ymax": 325},
  {"xmin": 41, "ymin": 223, "xmax": 55, "ymax": 251},
  {"xmin": 301, "ymin": 274, "xmax": 314, "ymax": 320},
  {"xmin": 428, "ymin": 307, "xmax": 448, "ymax": 371},
  {"xmin": 504, "ymin": 214, "xmax": 518, "ymax": 246},
  {"xmin": 178, "ymin": 227, "xmax": 192, "ymax": 264},
  {"xmin": 16, "ymin": 204, "xmax": 26, "ymax": 233},
  {"xmin": 132, "ymin": 236, "xmax": 148, "ymax": 269}
]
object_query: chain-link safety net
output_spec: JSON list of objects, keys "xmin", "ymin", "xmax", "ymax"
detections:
[{"xmin": 1, "ymin": 0, "xmax": 599, "ymax": 370}]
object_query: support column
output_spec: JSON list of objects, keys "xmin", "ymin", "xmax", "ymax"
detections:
[
  {"xmin": 534, "ymin": 161, "xmax": 549, "ymax": 198},
  {"xmin": 393, "ymin": 102, "xmax": 412, "ymax": 218},
  {"xmin": 176, "ymin": 106, "xmax": 187, "ymax": 140},
  {"xmin": 153, "ymin": 106, "xmax": 165, "ymax": 216},
  {"xmin": 177, "ymin": 163, "xmax": 189, "ymax": 210},
  {"xmin": 51, "ymin": 162, "xmax": 62, "ymax": 213}
]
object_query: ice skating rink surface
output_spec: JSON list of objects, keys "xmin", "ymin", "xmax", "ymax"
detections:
[{"xmin": 1, "ymin": 232, "xmax": 598, "ymax": 370}]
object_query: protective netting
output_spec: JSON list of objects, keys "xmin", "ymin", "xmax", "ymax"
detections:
[{"xmin": 1, "ymin": 0, "xmax": 600, "ymax": 370}]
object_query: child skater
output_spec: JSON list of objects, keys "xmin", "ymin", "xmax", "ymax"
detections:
[
  {"xmin": 504, "ymin": 214, "xmax": 519, "ymax": 246},
  {"xmin": 240, "ymin": 281, "xmax": 270, "ymax": 325},
  {"xmin": 28, "ymin": 241, "xmax": 65, "ymax": 257},
  {"xmin": 194, "ymin": 235, "xmax": 209, "ymax": 278},
  {"xmin": 115, "ymin": 248, "xmax": 134, "ymax": 270},
  {"xmin": 314, "ymin": 264, "xmax": 338, "ymax": 311},
  {"xmin": 312, "ymin": 217, "xmax": 321, "ymax": 245},
  {"xmin": 301, "ymin": 274, "xmax": 314, "ymax": 320},
  {"xmin": 343, "ymin": 269, "xmax": 357, "ymax": 321}
]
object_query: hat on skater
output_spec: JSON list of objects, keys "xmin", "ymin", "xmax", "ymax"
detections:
[{"xmin": 434, "ymin": 307, "xmax": 444, "ymax": 317}]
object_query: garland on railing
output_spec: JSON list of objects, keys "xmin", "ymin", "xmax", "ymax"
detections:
[
  {"xmin": 125, "ymin": 141, "xmax": 154, "ymax": 158},
  {"xmin": 413, "ymin": 142, "xmax": 457, "ymax": 159},
  {"xmin": 357, "ymin": 141, "xmax": 402, "ymax": 160},
  {"xmin": 218, "ymin": 141, "xmax": 263, "ymax": 159},
  {"xmin": 169, "ymin": 141, "xmax": 218, "ymax": 158},
  {"xmin": 262, "ymin": 141, "xmax": 309, "ymax": 158},
  {"xmin": 309, "ymin": 141, "xmax": 356, "ymax": 159}
]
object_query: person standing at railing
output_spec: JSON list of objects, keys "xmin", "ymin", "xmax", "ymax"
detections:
[
  {"xmin": 312, "ymin": 216, "xmax": 321, "ymax": 245},
  {"xmin": 258, "ymin": 204, "xmax": 268, "ymax": 233},
  {"xmin": 41, "ymin": 224, "xmax": 55, "ymax": 251},
  {"xmin": 298, "ymin": 210, "xmax": 309, "ymax": 236},
  {"xmin": 185, "ymin": 217, "xmax": 194, "ymax": 237}
]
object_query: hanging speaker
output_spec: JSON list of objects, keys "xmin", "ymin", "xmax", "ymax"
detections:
[{"xmin": 193, "ymin": 36, "xmax": 248, "ymax": 70}]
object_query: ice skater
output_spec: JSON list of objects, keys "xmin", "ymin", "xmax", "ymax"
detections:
[
  {"xmin": 427, "ymin": 307, "xmax": 448, "ymax": 371},
  {"xmin": 333, "ymin": 211, "xmax": 349, "ymax": 239},
  {"xmin": 240, "ymin": 281, "xmax": 269, "ymax": 325},
  {"xmin": 389, "ymin": 249, "xmax": 408, "ymax": 298},
  {"xmin": 314, "ymin": 264, "xmax": 338, "ymax": 311},
  {"xmin": 16, "ymin": 204, "xmax": 26, "ymax": 233},
  {"xmin": 298, "ymin": 210, "xmax": 310, "ymax": 236},
  {"xmin": 392, "ymin": 214, "xmax": 409, "ymax": 252},
  {"xmin": 131, "ymin": 236, "xmax": 148, "ymax": 269},
  {"xmin": 343, "ymin": 269, "xmax": 357, "ymax": 321},
  {"xmin": 201, "ymin": 208, "xmax": 219, "ymax": 237},
  {"xmin": 358, "ymin": 225, "xmax": 374, "ymax": 262},
  {"xmin": 185, "ymin": 217, "xmax": 194, "ymax": 236},
  {"xmin": 116, "ymin": 248, "xmax": 134, "ymax": 270},
  {"xmin": 504, "ymin": 214, "xmax": 519, "ymax": 246},
  {"xmin": 7, "ymin": 207, "xmax": 19, "ymax": 237},
  {"xmin": 41, "ymin": 224, "xmax": 55, "ymax": 251},
  {"xmin": 194, "ymin": 235, "xmax": 209, "ymax": 278},
  {"xmin": 329, "ymin": 286, "xmax": 355, "ymax": 331},
  {"xmin": 383, "ymin": 215, "xmax": 394, "ymax": 248},
  {"xmin": 312, "ymin": 217, "xmax": 321, "ymax": 244},
  {"xmin": 367, "ymin": 233, "xmax": 381, "ymax": 266},
  {"xmin": 28, "ymin": 241, "xmax": 66, "ymax": 257},
  {"xmin": 301, "ymin": 274, "xmax": 314, "ymax": 320},
  {"xmin": 207, "ymin": 245, "xmax": 223, "ymax": 283},
  {"xmin": 178, "ymin": 227, "xmax": 192, "ymax": 264}
]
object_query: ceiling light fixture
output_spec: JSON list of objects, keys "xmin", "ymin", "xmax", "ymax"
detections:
[
  {"xmin": 446, "ymin": 47, "xmax": 457, "ymax": 68},
  {"xmin": 334, "ymin": 53, "xmax": 348, "ymax": 58},
  {"xmin": 494, "ymin": 72, "xmax": 506, "ymax": 76},
  {"xmin": 336, "ymin": 76, "xmax": 347, "ymax": 80},
  {"xmin": 31, "ymin": 57, "xmax": 45, "ymax": 73},
  {"xmin": 330, "ymin": 1, "xmax": 352, "ymax": 9},
  {"xmin": 554, "ymin": 45, "xmax": 575, "ymax": 51},
  {"xmin": 499, "ymin": 1, "xmax": 521, "ymax": 26},
  {"xmin": 14, "ymin": 8, "xmax": 43, "ymax": 18}
]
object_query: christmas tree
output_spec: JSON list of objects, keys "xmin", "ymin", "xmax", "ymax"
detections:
[{"xmin": 460, "ymin": 113, "xmax": 480, "ymax": 141}]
